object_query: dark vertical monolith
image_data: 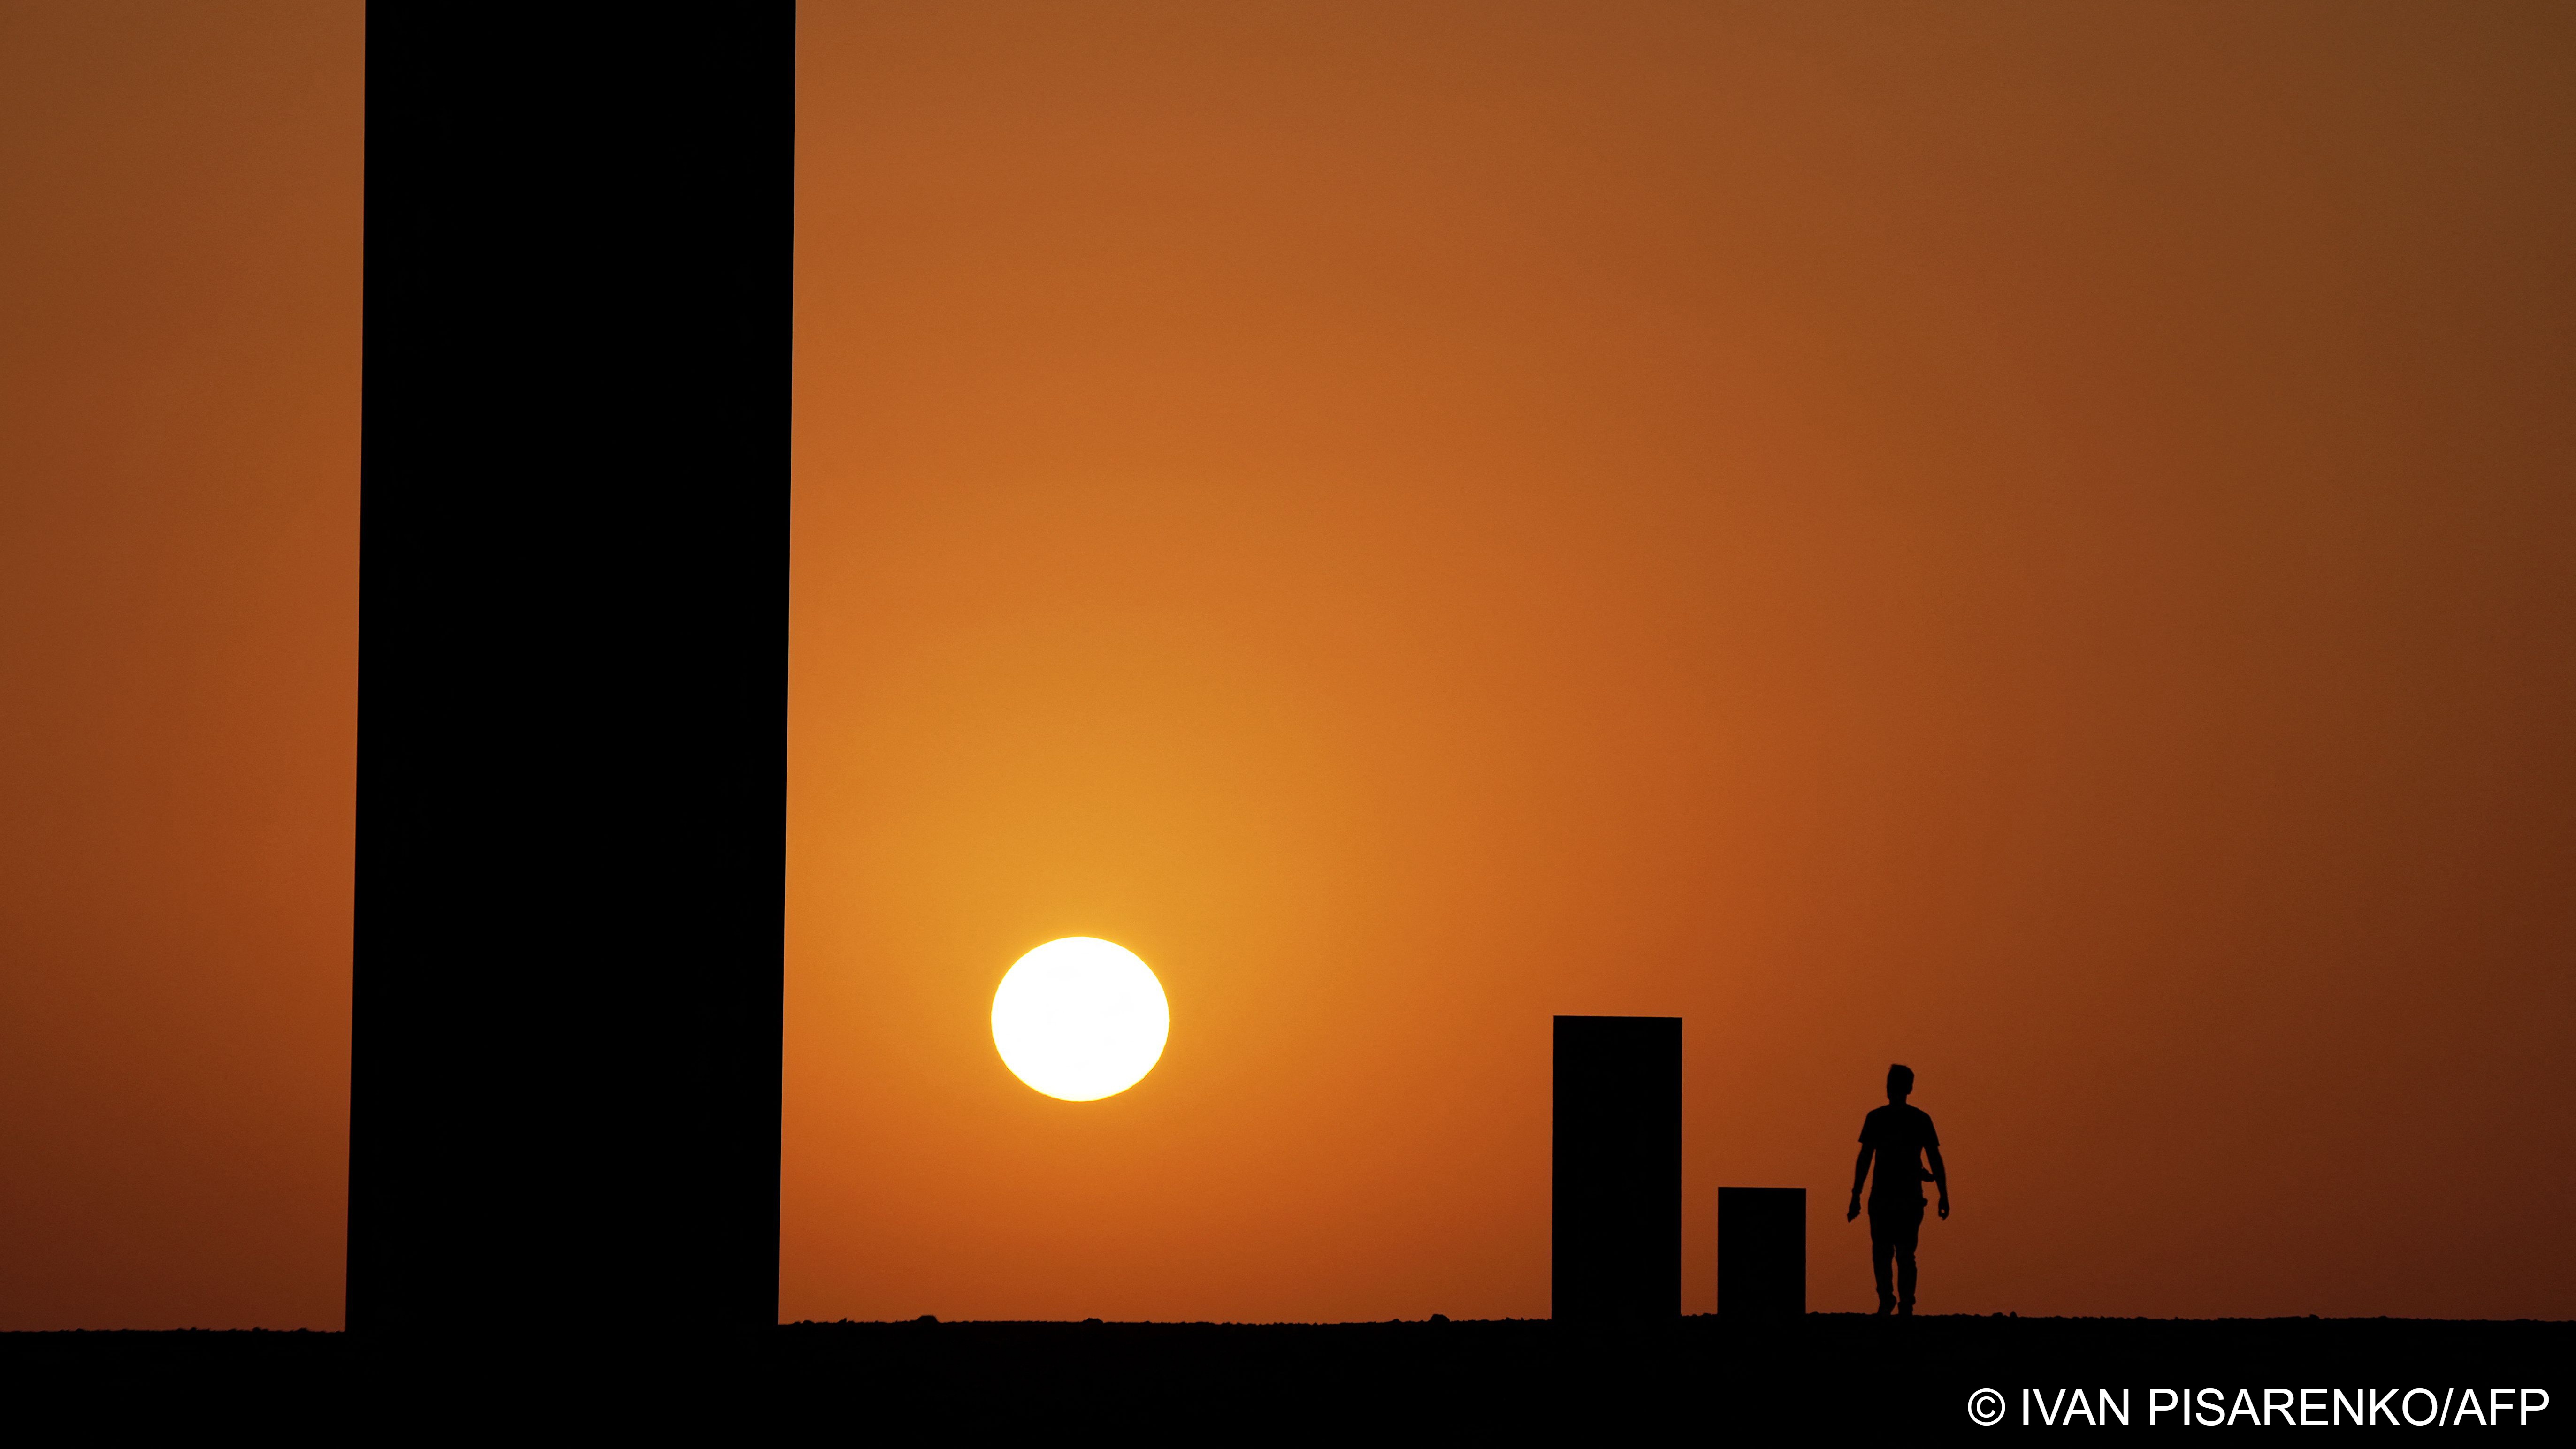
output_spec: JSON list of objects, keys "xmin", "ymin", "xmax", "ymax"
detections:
[
  {"xmin": 1552, "ymin": 1015, "xmax": 1682, "ymax": 1321},
  {"xmin": 347, "ymin": 9, "xmax": 790, "ymax": 1336},
  {"xmin": 1717, "ymin": 1186, "xmax": 1806, "ymax": 1318}
]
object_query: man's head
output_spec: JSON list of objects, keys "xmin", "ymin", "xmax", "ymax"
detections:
[{"xmin": 1886, "ymin": 1063, "xmax": 1914, "ymax": 1103}]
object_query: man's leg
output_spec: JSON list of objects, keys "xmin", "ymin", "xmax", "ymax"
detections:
[
  {"xmin": 1895, "ymin": 1246, "xmax": 1918, "ymax": 1314},
  {"xmin": 1870, "ymin": 1236, "xmax": 1896, "ymax": 1312}
]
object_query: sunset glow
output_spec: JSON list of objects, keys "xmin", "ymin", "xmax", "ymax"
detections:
[{"xmin": 3, "ymin": 3, "xmax": 2572, "ymax": 1337}]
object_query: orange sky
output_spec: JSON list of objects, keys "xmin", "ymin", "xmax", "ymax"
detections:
[{"xmin": 4, "ymin": 2, "xmax": 2572, "ymax": 1330}]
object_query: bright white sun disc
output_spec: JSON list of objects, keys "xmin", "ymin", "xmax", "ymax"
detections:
[{"xmin": 990, "ymin": 937, "xmax": 1170, "ymax": 1101}]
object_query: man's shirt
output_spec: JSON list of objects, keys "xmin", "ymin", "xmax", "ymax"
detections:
[{"xmin": 1859, "ymin": 1103, "xmax": 1940, "ymax": 1205}]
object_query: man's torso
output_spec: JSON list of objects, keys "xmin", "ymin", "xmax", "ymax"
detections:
[{"xmin": 1861, "ymin": 1104, "xmax": 1937, "ymax": 1207}]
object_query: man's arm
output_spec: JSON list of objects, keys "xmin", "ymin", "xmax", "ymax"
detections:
[
  {"xmin": 1927, "ymin": 1144, "xmax": 1949, "ymax": 1219},
  {"xmin": 1847, "ymin": 1144, "xmax": 1873, "ymax": 1221}
]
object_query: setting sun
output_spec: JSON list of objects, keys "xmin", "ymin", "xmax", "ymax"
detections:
[{"xmin": 990, "ymin": 938, "xmax": 1170, "ymax": 1102}]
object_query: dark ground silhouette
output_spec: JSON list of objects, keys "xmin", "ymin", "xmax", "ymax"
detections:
[{"xmin": 7, "ymin": 1317, "xmax": 2563, "ymax": 1434}]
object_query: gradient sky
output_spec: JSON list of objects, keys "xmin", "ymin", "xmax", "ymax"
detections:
[{"xmin": 3, "ymin": 2, "xmax": 2571, "ymax": 1330}]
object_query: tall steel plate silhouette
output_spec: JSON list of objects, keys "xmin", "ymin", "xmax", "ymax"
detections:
[
  {"xmin": 1553, "ymin": 1015, "xmax": 1682, "ymax": 1320},
  {"xmin": 348, "ymin": 10, "xmax": 790, "ymax": 1334},
  {"xmin": 1717, "ymin": 1186, "xmax": 1806, "ymax": 1317}
]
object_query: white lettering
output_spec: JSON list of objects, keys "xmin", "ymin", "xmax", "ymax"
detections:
[
  {"xmin": 2228, "ymin": 1388, "xmax": 2259, "ymax": 1426},
  {"xmin": 2522, "ymin": 1388, "xmax": 2551, "ymax": 1425},
  {"xmin": 2066, "ymin": 1391, "xmax": 2097, "ymax": 1426},
  {"xmin": 2038, "ymin": 1388, "xmax": 2069, "ymax": 1426},
  {"xmin": 2150, "ymin": 1388, "xmax": 2178, "ymax": 1425},
  {"xmin": 2199, "ymin": 1388, "xmax": 2226, "ymax": 1426},
  {"xmin": 2458, "ymin": 1390, "xmax": 2489, "ymax": 1426},
  {"xmin": 2300, "ymin": 1388, "xmax": 2325, "ymax": 1426},
  {"xmin": 2402, "ymin": 1388, "xmax": 2438, "ymax": 1426},
  {"xmin": 2370, "ymin": 1387, "xmax": 2400, "ymax": 1426},
  {"xmin": 2102, "ymin": 1389, "xmax": 2130, "ymax": 1426},
  {"xmin": 2263, "ymin": 1388, "xmax": 2295, "ymax": 1426}
]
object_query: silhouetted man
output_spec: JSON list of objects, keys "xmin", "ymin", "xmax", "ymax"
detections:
[{"xmin": 1846, "ymin": 1063, "xmax": 1947, "ymax": 1316}]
